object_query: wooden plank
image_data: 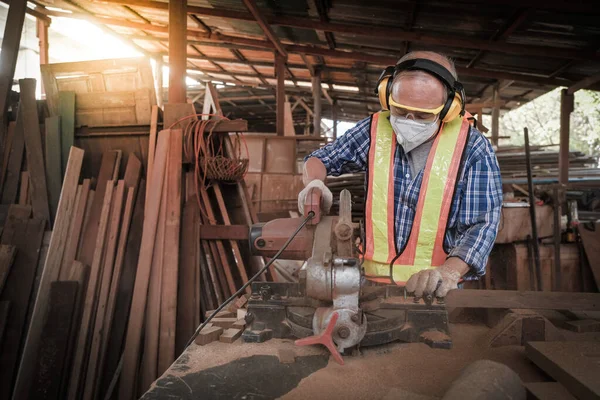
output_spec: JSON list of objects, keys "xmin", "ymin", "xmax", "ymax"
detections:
[
  {"xmin": 0, "ymin": 121, "xmax": 16, "ymax": 194},
  {"xmin": 146, "ymin": 105, "xmax": 159, "ymax": 201},
  {"xmin": 194, "ymin": 326, "xmax": 223, "ymax": 346},
  {"xmin": 158, "ymin": 129, "xmax": 182, "ymax": 374},
  {"xmin": 59, "ymin": 261, "xmax": 89, "ymax": 400},
  {"xmin": 578, "ymin": 223, "xmax": 600, "ymax": 290},
  {"xmin": 0, "ymin": 244, "xmax": 17, "ymax": 296},
  {"xmin": 212, "ymin": 184, "xmax": 250, "ymax": 289},
  {"xmin": 219, "ymin": 328, "xmax": 243, "ymax": 343},
  {"xmin": 119, "ymin": 133, "xmax": 169, "ymax": 400},
  {"xmin": 0, "ymin": 218, "xmax": 45, "ymax": 400},
  {"xmin": 526, "ymin": 341, "xmax": 600, "ymax": 400},
  {"xmin": 0, "ymin": 301, "xmax": 9, "ymax": 347},
  {"xmin": 77, "ymin": 150, "xmax": 119, "ymax": 267},
  {"xmin": 18, "ymin": 172, "xmax": 29, "ymax": 206},
  {"xmin": 200, "ymin": 239, "xmax": 224, "ymax": 305},
  {"xmin": 45, "ymin": 116, "xmax": 62, "ymax": 223},
  {"xmin": 99, "ymin": 181, "xmax": 145, "ymax": 400},
  {"xmin": 0, "ymin": 0, "xmax": 27, "ymax": 119},
  {"xmin": 141, "ymin": 162, "xmax": 168, "ymax": 392},
  {"xmin": 83, "ymin": 181, "xmax": 125, "ymax": 400},
  {"xmin": 525, "ymin": 382, "xmax": 576, "ymax": 400},
  {"xmin": 443, "ymin": 290, "xmax": 600, "ymax": 311},
  {"xmin": 211, "ymin": 318, "xmax": 238, "ymax": 329},
  {"xmin": 12, "ymin": 147, "xmax": 83, "ymax": 400},
  {"xmin": 123, "ymin": 153, "xmax": 142, "ymax": 200},
  {"xmin": 58, "ymin": 92, "xmax": 76, "ymax": 175},
  {"xmin": 563, "ymin": 319, "xmax": 600, "ymax": 333},
  {"xmin": 199, "ymin": 186, "xmax": 236, "ymax": 295},
  {"xmin": 6, "ymin": 204, "xmax": 32, "ymax": 221},
  {"xmin": 67, "ymin": 181, "xmax": 114, "ymax": 400},
  {"xmin": 60, "ymin": 180, "xmax": 91, "ymax": 277},
  {"xmin": 94, "ymin": 187, "xmax": 134, "ymax": 400},
  {"xmin": 1, "ymin": 116, "xmax": 25, "ymax": 205},
  {"xmin": 29, "ymin": 281, "xmax": 78, "ymax": 400},
  {"xmin": 176, "ymin": 200, "xmax": 200, "ymax": 355}
]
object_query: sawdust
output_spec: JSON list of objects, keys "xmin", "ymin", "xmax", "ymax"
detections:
[{"xmin": 149, "ymin": 323, "xmax": 549, "ymax": 399}]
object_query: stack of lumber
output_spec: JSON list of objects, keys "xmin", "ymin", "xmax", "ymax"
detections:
[
  {"xmin": 326, "ymin": 173, "xmax": 365, "ymax": 222},
  {"xmin": 0, "ymin": 79, "xmax": 265, "ymax": 399},
  {"xmin": 525, "ymin": 341, "xmax": 600, "ymax": 399}
]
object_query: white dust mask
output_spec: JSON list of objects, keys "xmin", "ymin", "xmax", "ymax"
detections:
[{"xmin": 390, "ymin": 114, "xmax": 440, "ymax": 153}]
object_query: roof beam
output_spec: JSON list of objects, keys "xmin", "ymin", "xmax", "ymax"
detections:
[
  {"xmin": 467, "ymin": 8, "xmax": 531, "ymax": 68},
  {"xmin": 93, "ymin": 0, "xmax": 600, "ymax": 61},
  {"xmin": 241, "ymin": 0, "xmax": 287, "ymax": 58},
  {"xmin": 567, "ymin": 72, "xmax": 600, "ymax": 95}
]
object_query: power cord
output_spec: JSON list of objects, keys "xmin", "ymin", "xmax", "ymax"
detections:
[{"xmin": 184, "ymin": 211, "xmax": 315, "ymax": 348}]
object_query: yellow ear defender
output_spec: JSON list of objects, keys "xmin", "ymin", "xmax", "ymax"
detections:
[{"xmin": 375, "ymin": 59, "xmax": 465, "ymax": 123}]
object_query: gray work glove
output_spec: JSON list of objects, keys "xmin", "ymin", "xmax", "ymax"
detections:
[
  {"xmin": 297, "ymin": 179, "xmax": 333, "ymax": 216},
  {"xmin": 405, "ymin": 265, "xmax": 462, "ymax": 298}
]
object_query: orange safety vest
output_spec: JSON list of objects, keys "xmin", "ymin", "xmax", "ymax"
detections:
[{"xmin": 363, "ymin": 111, "xmax": 470, "ymax": 284}]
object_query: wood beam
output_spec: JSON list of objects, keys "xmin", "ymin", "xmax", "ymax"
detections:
[
  {"xmin": 467, "ymin": 8, "xmax": 531, "ymax": 68},
  {"xmin": 275, "ymin": 52, "xmax": 286, "ymax": 136},
  {"xmin": 312, "ymin": 67, "xmax": 322, "ymax": 136},
  {"xmin": 559, "ymin": 88, "xmax": 574, "ymax": 185},
  {"xmin": 491, "ymin": 84, "xmax": 500, "ymax": 146},
  {"xmin": 241, "ymin": 0, "xmax": 287, "ymax": 58},
  {"xmin": 168, "ymin": 0, "xmax": 187, "ymax": 103},
  {"xmin": 0, "ymin": 0, "xmax": 50, "ymax": 24},
  {"xmin": 312, "ymin": 0, "xmax": 336, "ymax": 49},
  {"xmin": 567, "ymin": 72, "xmax": 600, "ymax": 95},
  {"xmin": 332, "ymin": 99, "xmax": 338, "ymax": 139},
  {"xmin": 94, "ymin": 0, "xmax": 600, "ymax": 61},
  {"xmin": 36, "ymin": 18, "xmax": 49, "ymax": 66},
  {"xmin": 0, "ymin": 0, "xmax": 27, "ymax": 119}
]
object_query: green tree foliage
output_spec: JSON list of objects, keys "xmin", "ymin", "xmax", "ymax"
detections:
[{"xmin": 483, "ymin": 88, "xmax": 600, "ymax": 157}]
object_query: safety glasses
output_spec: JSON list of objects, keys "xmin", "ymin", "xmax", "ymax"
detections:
[{"xmin": 388, "ymin": 97, "xmax": 443, "ymax": 123}]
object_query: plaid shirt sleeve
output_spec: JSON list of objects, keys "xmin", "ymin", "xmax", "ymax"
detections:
[
  {"xmin": 448, "ymin": 132, "xmax": 503, "ymax": 280},
  {"xmin": 305, "ymin": 117, "xmax": 371, "ymax": 176}
]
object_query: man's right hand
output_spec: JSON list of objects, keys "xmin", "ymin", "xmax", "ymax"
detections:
[{"xmin": 298, "ymin": 179, "xmax": 333, "ymax": 216}]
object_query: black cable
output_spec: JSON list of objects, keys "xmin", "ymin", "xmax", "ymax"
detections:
[{"xmin": 184, "ymin": 211, "xmax": 315, "ymax": 348}]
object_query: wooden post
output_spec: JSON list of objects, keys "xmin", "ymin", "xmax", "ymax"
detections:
[
  {"xmin": 491, "ymin": 83, "xmax": 500, "ymax": 147},
  {"xmin": 312, "ymin": 66, "xmax": 322, "ymax": 136},
  {"xmin": 0, "ymin": 0, "xmax": 27, "ymax": 119},
  {"xmin": 275, "ymin": 52, "xmax": 286, "ymax": 136},
  {"xmin": 37, "ymin": 19, "xmax": 49, "ymax": 97},
  {"xmin": 559, "ymin": 88, "xmax": 574, "ymax": 186},
  {"xmin": 168, "ymin": 0, "xmax": 187, "ymax": 103},
  {"xmin": 332, "ymin": 99, "xmax": 338, "ymax": 139},
  {"xmin": 155, "ymin": 57, "xmax": 164, "ymax": 107}
]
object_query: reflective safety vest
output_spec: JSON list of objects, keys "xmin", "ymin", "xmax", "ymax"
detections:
[{"xmin": 363, "ymin": 111, "xmax": 470, "ymax": 284}]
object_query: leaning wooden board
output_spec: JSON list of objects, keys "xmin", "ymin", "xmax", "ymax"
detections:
[
  {"xmin": 0, "ymin": 217, "xmax": 45, "ymax": 399},
  {"xmin": 526, "ymin": 341, "xmax": 600, "ymax": 400},
  {"xmin": 29, "ymin": 281, "xmax": 78, "ymax": 400},
  {"xmin": 158, "ymin": 129, "xmax": 182, "ymax": 374},
  {"xmin": 0, "ymin": 301, "xmax": 9, "ymax": 347},
  {"xmin": 19, "ymin": 79, "xmax": 51, "ymax": 225},
  {"xmin": 12, "ymin": 147, "xmax": 84, "ymax": 400},
  {"xmin": 44, "ymin": 116, "xmax": 62, "ymax": 222},
  {"xmin": 118, "ymin": 132, "xmax": 169, "ymax": 400},
  {"xmin": 0, "ymin": 244, "xmax": 17, "ymax": 296},
  {"xmin": 67, "ymin": 181, "xmax": 114, "ymax": 400}
]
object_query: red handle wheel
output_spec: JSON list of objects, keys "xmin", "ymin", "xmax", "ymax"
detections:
[{"xmin": 295, "ymin": 312, "xmax": 344, "ymax": 365}]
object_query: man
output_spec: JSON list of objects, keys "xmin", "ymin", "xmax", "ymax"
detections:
[{"xmin": 298, "ymin": 51, "xmax": 502, "ymax": 299}]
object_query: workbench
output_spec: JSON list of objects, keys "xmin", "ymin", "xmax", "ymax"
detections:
[{"xmin": 141, "ymin": 322, "xmax": 579, "ymax": 400}]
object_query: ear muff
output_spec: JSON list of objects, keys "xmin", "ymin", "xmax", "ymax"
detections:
[
  {"xmin": 375, "ymin": 66, "xmax": 395, "ymax": 110},
  {"xmin": 441, "ymin": 92, "xmax": 463, "ymax": 122}
]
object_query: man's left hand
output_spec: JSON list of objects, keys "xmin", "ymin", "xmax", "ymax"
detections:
[{"xmin": 405, "ymin": 259, "xmax": 469, "ymax": 298}]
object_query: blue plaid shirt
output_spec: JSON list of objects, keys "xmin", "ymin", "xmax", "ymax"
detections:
[{"xmin": 308, "ymin": 116, "xmax": 503, "ymax": 280}]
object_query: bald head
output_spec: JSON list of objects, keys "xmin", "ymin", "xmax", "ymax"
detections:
[{"xmin": 390, "ymin": 51, "xmax": 456, "ymax": 116}]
